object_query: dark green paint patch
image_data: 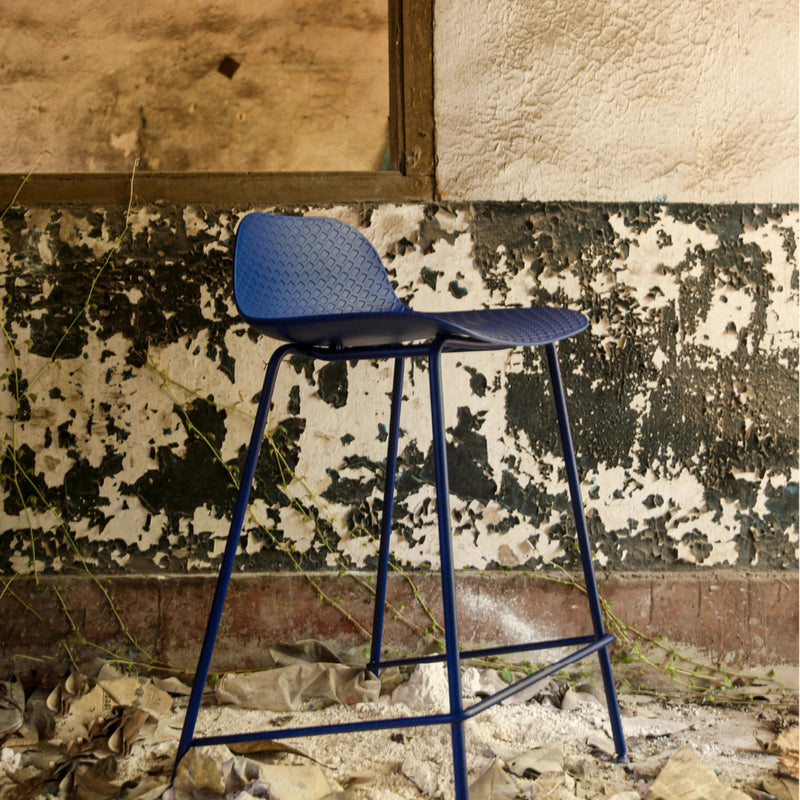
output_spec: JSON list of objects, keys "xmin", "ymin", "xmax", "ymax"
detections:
[
  {"xmin": 127, "ymin": 397, "xmax": 233, "ymax": 524},
  {"xmin": 419, "ymin": 406, "xmax": 496, "ymax": 505},
  {"xmin": 317, "ymin": 361, "xmax": 348, "ymax": 408}
]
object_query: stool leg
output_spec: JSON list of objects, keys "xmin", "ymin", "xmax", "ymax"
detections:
[
  {"xmin": 174, "ymin": 344, "xmax": 293, "ymax": 775},
  {"xmin": 429, "ymin": 345, "xmax": 469, "ymax": 800},
  {"xmin": 544, "ymin": 343, "xmax": 628, "ymax": 763},
  {"xmin": 368, "ymin": 357, "xmax": 405, "ymax": 676}
]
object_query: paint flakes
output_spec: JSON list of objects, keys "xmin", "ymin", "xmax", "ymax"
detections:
[{"xmin": 0, "ymin": 202, "xmax": 796, "ymax": 576}]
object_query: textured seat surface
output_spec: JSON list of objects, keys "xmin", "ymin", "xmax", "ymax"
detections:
[{"xmin": 234, "ymin": 213, "xmax": 588, "ymax": 348}]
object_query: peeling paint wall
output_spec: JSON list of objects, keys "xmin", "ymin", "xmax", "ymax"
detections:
[
  {"xmin": 2, "ymin": 203, "xmax": 797, "ymax": 575},
  {"xmin": 434, "ymin": 0, "xmax": 799, "ymax": 202}
]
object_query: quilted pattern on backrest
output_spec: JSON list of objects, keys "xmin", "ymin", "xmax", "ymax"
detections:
[{"xmin": 234, "ymin": 213, "xmax": 406, "ymax": 321}]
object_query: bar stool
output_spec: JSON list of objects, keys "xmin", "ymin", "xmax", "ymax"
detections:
[{"xmin": 174, "ymin": 212, "xmax": 627, "ymax": 798}]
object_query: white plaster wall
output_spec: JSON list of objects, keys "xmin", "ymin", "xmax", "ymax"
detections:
[{"xmin": 434, "ymin": 0, "xmax": 799, "ymax": 203}]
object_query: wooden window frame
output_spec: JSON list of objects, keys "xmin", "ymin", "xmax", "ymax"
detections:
[{"xmin": 0, "ymin": 0, "xmax": 433, "ymax": 205}]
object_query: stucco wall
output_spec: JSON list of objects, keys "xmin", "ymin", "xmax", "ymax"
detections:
[
  {"xmin": 434, "ymin": 0, "xmax": 799, "ymax": 202},
  {"xmin": 0, "ymin": 0, "xmax": 389, "ymax": 173},
  {"xmin": 2, "ymin": 202, "xmax": 796, "ymax": 575}
]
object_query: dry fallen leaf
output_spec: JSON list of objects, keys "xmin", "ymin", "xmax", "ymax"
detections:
[
  {"xmin": 468, "ymin": 759, "xmax": 520, "ymax": 800},
  {"xmin": 758, "ymin": 726, "xmax": 800, "ymax": 780},
  {"xmin": 775, "ymin": 727, "xmax": 800, "ymax": 752},
  {"xmin": 762, "ymin": 774, "xmax": 800, "ymax": 800},
  {"xmin": 106, "ymin": 706, "xmax": 156, "ymax": 757},
  {"xmin": 228, "ymin": 737, "xmax": 327, "ymax": 765},
  {"xmin": 758, "ymin": 725, "xmax": 799, "ymax": 756},
  {"xmin": 779, "ymin": 750, "xmax": 800, "ymax": 781},
  {"xmin": 507, "ymin": 742, "xmax": 564, "ymax": 778},
  {"xmin": 172, "ymin": 748, "xmax": 225, "ymax": 799},
  {"xmin": 648, "ymin": 746, "xmax": 751, "ymax": 800},
  {"xmin": 0, "ymin": 676, "xmax": 26, "ymax": 739}
]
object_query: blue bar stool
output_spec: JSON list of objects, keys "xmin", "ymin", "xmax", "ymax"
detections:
[{"xmin": 174, "ymin": 212, "xmax": 627, "ymax": 797}]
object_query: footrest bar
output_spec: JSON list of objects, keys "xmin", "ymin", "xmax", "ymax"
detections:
[
  {"xmin": 465, "ymin": 633, "xmax": 616, "ymax": 718},
  {"xmin": 370, "ymin": 633, "xmax": 597, "ymax": 672},
  {"xmin": 192, "ymin": 710, "xmax": 456, "ymax": 749}
]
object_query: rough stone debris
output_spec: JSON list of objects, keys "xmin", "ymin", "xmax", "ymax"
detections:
[
  {"xmin": 390, "ymin": 662, "xmax": 450, "ymax": 713},
  {"xmin": 0, "ymin": 654, "xmax": 797, "ymax": 799}
]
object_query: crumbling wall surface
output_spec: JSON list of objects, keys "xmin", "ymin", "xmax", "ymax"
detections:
[
  {"xmin": 434, "ymin": 0, "xmax": 799, "ymax": 203},
  {"xmin": 1, "ymin": 202, "xmax": 797, "ymax": 575}
]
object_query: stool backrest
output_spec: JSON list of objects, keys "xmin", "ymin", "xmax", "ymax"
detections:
[{"xmin": 234, "ymin": 213, "xmax": 406, "ymax": 321}]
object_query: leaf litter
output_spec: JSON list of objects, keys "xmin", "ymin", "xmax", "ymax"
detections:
[{"xmin": 0, "ymin": 644, "xmax": 796, "ymax": 800}]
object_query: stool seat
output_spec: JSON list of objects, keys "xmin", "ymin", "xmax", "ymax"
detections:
[
  {"xmin": 240, "ymin": 306, "xmax": 588, "ymax": 349},
  {"xmin": 174, "ymin": 212, "xmax": 627, "ymax": 798}
]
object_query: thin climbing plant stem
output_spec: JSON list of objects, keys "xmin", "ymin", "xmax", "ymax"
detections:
[
  {"xmin": 1, "ymin": 159, "xmax": 169, "ymax": 669},
  {"xmin": 27, "ymin": 158, "xmax": 139, "ymax": 390},
  {"xmin": 0, "ymin": 151, "xmax": 51, "ymax": 227},
  {"xmin": 148, "ymin": 353, "xmax": 445, "ymax": 648}
]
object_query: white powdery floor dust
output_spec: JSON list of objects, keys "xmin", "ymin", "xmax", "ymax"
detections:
[{"xmin": 152, "ymin": 662, "xmax": 795, "ymax": 799}]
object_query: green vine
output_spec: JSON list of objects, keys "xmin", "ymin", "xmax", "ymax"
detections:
[
  {"xmin": 148, "ymin": 354, "xmax": 444, "ymax": 653},
  {"xmin": 1, "ymin": 158, "xmax": 171, "ymax": 670}
]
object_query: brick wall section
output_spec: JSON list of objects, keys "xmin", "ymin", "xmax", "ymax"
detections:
[{"xmin": 2, "ymin": 571, "xmax": 796, "ymax": 673}]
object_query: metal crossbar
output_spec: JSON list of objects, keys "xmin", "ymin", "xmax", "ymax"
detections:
[{"xmin": 190, "ymin": 634, "xmax": 615, "ymax": 750}]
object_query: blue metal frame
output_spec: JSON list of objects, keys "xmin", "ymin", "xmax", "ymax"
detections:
[
  {"xmin": 174, "ymin": 336, "xmax": 628, "ymax": 795},
  {"xmin": 367, "ymin": 357, "xmax": 405, "ymax": 679}
]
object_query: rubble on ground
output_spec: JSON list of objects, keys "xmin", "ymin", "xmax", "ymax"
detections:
[{"xmin": 0, "ymin": 645, "xmax": 797, "ymax": 799}]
